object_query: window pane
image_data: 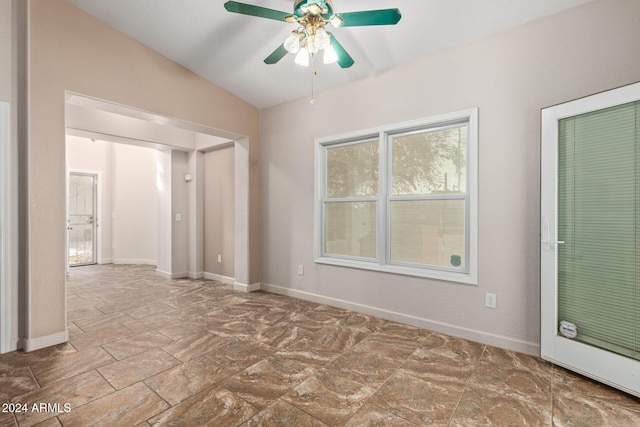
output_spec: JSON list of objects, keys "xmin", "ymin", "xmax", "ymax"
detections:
[
  {"xmin": 327, "ymin": 141, "xmax": 378, "ymax": 198},
  {"xmin": 390, "ymin": 200, "xmax": 465, "ymax": 268},
  {"xmin": 392, "ymin": 125, "xmax": 466, "ymax": 195},
  {"xmin": 325, "ymin": 201, "xmax": 376, "ymax": 258}
]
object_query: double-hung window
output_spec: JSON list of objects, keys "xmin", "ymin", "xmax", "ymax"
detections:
[{"xmin": 315, "ymin": 109, "xmax": 478, "ymax": 284}]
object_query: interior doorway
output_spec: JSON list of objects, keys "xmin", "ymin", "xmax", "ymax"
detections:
[{"xmin": 67, "ymin": 171, "xmax": 98, "ymax": 266}]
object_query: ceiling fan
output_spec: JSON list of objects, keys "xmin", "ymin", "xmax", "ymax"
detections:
[{"xmin": 223, "ymin": 0, "xmax": 402, "ymax": 68}]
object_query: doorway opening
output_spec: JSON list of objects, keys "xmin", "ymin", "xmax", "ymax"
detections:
[{"xmin": 64, "ymin": 92, "xmax": 251, "ymax": 288}]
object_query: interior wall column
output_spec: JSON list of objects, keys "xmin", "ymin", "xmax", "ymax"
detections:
[{"xmin": 187, "ymin": 150, "xmax": 203, "ymax": 279}]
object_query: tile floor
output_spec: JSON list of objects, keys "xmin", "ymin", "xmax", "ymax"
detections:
[{"xmin": 1, "ymin": 264, "xmax": 639, "ymax": 426}]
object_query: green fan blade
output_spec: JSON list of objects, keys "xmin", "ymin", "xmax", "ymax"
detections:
[
  {"xmin": 336, "ymin": 9, "xmax": 402, "ymax": 27},
  {"xmin": 264, "ymin": 44, "xmax": 288, "ymax": 65},
  {"xmin": 224, "ymin": 1, "xmax": 291, "ymax": 22},
  {"xmin": 329, "ymin": 34, "xmax": 354, "ymax": 68}
]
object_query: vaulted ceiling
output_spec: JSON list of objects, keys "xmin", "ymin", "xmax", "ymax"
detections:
[{"xmin": 65, "ymin": 0, "xmax": 594, "ymax": 109}]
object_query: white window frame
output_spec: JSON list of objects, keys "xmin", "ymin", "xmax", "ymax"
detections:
[{"xmin": 315, "ymin": 108, "xmax": 478, "ymax": 285}]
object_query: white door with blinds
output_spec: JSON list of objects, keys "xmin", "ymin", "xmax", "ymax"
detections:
[{"xmin": 541, "ymin": 82, "xmax": 640, "ymax": 397}]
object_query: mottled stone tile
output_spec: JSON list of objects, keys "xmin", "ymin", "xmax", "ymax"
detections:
[
  {"xmin": 155, "ymin": 321, "xmax": 205, "ymax": 340},
  {"xmin": 224, "ymin": 358, "xmax": 311, "ymax": 409},
  {"xmin": 209, "ymin": 295, "xmax": 250, "ymax": 307},
  {"xmin": 102, "ymin": 331, "xmax": 174, "ymax": 360},
  {"xmin": 552, "ymin": 366, "xmax": 640, "ymax": 411},
  {"xmin": 145, "ymin": 355, "xmax": 234, "ymax": 405},
  {"xmin": 345, "ymin": 404, "xmax": 420, "ymax": 427},
  {"xmin": 450, "ymin": 385, "xmax": 551, "ymax": 427},
  {"xmin": 132, "ymin": 309, "xmax": 185, "ymax": 328},
  {"xmin": 309, "ymin": 325, "xmax": 368, "ymax": 352},
  {"xmin": 123, "ymin": 302, "xmax": 174, "ymax": 319},
  {"xmin": 0, "ymin": 366, "xmax": 39, "ymax": 402},
  {"xmin": 57, "ymin": 382, "xmax": 169, "ymax": 427},
  {"xmin": 0, "ymin": 344, "xmax": 77, "ymax": 370},
  {"xmin": 0, "ymin": 411, "xmax": 15, "ymax": 427},
  {"xmin": 69, "ymin": 324, "xmax": 133, "ymax": 351},
  {"xmin": 352, "ymin": 332, "xmax": 421, "ymax": 360},
  {"xmin": 368, "ymin": 370, "xmax": 460, "ymax": 426},
  {"xmin": 12, "ymin": 370, "xmax": 114, "ymax": 427},
  {"xmin": 552, "ymin": 389, "xmax": 640, "ymax": 427},
  {"xmin": 287, "ymin": 311, "xmax": 340, "ymax": 331},
  {"xmin": 283, "ymin": 374, "xmax": 376, "ymax": 426},
  {"xmin": 66, "ymin": 306, "xmax": 105, "ymax": 322},
  {"xmin": 162, "ymin": 331, "xmax": 228, "ymax": 362},
  {"xmin": 31, "ymin": 347, "xmax": 115, "ymax": 387},
  {"xmin": 121, "ymin": 318, "xmax": 157, "ymax": 334},
  {"xmin": 31, "ymin": 417, "xmax": 60, "ymax": 427},
  {"xmin": 253, "ymin": 323, "xmax": 313, "ymax": 349},
  {"xmin": 470, "ymin": 348, "xmax": 552, "ymax": 407},
  {"xmin": 93, "ymin": 299, "xmax": 147, "ymax": 315},
  {"xmin": 98, "ymin": 347, "xmax": 180, "ymax": 390},
  {"xmin": 314, "ymin": 304, "xmax": 352, "ymax": 319},
  {"xmin": 379, "ymin": 321, "xmax": 432, "ymax": 342},
  {"xmin": 280, "ymin": 340, "xmax": 342, "ymax": 369},
  {"xmin": 339, "ymin": 312, "xmax": 388, "ymax": 333},
  {"xmin": 149, "ymin": 387, "xmax": 257, "ymax": 426},
  {"xmin": 206, "ymin": 337, "xmax": 277, "ymax": 372},
  {"xmin": 400, "ymin": 336, "xmax": 484, "ymax": 391},
  {"xmin": 73, "ymin": 312, "xmax": 133, "ymax": 333},
  {"xmin": 321, "ymin": 350, "xmax": 401, "ymax": 388},
  {"xmin": 241, "ymin": 399, "xmax": 329, "ymax": 427}
]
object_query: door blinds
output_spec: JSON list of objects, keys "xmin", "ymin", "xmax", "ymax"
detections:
[{"xmin": 557, "ymin": 100, "xmax": 640, "ymax": 360}]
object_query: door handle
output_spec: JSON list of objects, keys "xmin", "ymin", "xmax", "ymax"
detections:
[{"xmin": 542, "ymin": 218, "xmax": 565, "ymax": 251}]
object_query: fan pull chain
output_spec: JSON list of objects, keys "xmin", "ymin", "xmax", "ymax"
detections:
[{"xmin": 310, "ymin": 68, "xmax": 317, "ymax": 104}]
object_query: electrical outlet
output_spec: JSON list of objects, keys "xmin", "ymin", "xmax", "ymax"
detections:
[
  {"xmin": 485, "ymin": 293, "xmax": 497, "ymax": 309},
  {"xmin": 217, "ymin": 254, "xmax": 222, "ymax": 263},
  {"xmin": 297, "ymin": 265, "xmax": 304, "ymax": 276}
]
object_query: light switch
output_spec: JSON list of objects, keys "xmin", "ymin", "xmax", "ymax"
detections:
[{"xmin": 176, "ymin": 213, "xmax": 182, "ymax": 221}]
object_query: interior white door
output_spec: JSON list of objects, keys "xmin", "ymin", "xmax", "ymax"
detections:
[
  {"xmin": 541, "ymin": 82, "xmax": 640, "ymax": 398},
  {"xmin": 68, "ymin": 172, "xmax": 98, "ymax": 266}
]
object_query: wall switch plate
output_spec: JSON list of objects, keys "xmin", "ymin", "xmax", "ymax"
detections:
[
  {"xmin": 217, "ymin": 254, "xmax": 222, "ymax": 263},
  {"xmin": 175, "ymin": 213, "xmax": 182, "ymax": 221},
  {"xmin": 297, "ymin": 265, "xmax": 304, "ymax": 276},
  {"xmin": 485, "ymin": 293, "xmax": 497, "ymax": 309}
]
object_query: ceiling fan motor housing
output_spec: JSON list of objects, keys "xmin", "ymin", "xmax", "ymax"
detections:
[{"xmin": 294, "ymin": 0, "xmax": 334, "ymax": 18}]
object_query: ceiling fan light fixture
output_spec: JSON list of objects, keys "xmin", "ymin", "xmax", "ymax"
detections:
[
  {"xmin": 295, "ymin": 47, "xmax": 310, "ymax": 67},
  {"xmin": 315, "ymin": 27, "xmax": 331, "ymax": 50},
  {"xmin": 306, "ymin": 36, "xmax": 318, "ymax": 55},
  {"xmin": 329, "ymin": 14, "xmax": 343, "ymax": 27},
  {"xmin": 284, "ymin": 31, "xmax": 301, "ymax": 54},
  {"xmin": 323, "ymin": 44, "xmax": 338, "ymax": 64}
]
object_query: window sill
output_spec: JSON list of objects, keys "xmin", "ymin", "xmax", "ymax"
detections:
[{"xmin": 315, "ymin": 256, "xmax": 478, "ymax": 285}]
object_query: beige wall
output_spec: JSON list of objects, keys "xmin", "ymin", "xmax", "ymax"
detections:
[
  {"xmin": 204, "ymin": 146, "xmax": 235, "ymax": 278},
  {"xmin": 0, "ymin": 0, "xmax": 11, "ymax": 101},
  {"xmin": 260, "ymin": 0, "xmax": 640, "ymax": 354},
  {"xmin": 112, "ymin": 144, "xmax": 158, "ymax": 265},
  {"xmin": 1, "ymin": 0, "xmax": 26, "ymax": 352},
  {"xmin": 26, "ymin": 0, "xmax": 260, "ymax": 348}
]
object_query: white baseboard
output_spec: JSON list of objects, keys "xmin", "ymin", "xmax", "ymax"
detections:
[
  {"xmin": 260, "ymin": 282, "xmax": 539, "ymax": 356},
  {"xmin": 113, "ymin": 259, "xmax": 156, "ymax": 266},
  {"xmin": 98, "ymin": 258, "xmax": 113, "ymax": 265},
  {"xmin": 155, "ymin": 269, "xmax": 189, "ymax": 279},
  {"xmin": 234, "ymin": 282, "xmax": 262, "ymax": 293},
  {"xmin": 203, "ymin": 272, "xmax": 235, "ymax": 285},
  {"xmin": 188, "ymin": 271, "xmax": 204, "ymax": 279},
  {"xmin": 23, "ymin": 330, "xmax": 68, "ymax": 352}
]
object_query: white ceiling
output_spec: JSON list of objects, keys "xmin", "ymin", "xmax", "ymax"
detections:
[{"xmin": 65, "ymin": 0, "xmax": 594, "ymax": 110}]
